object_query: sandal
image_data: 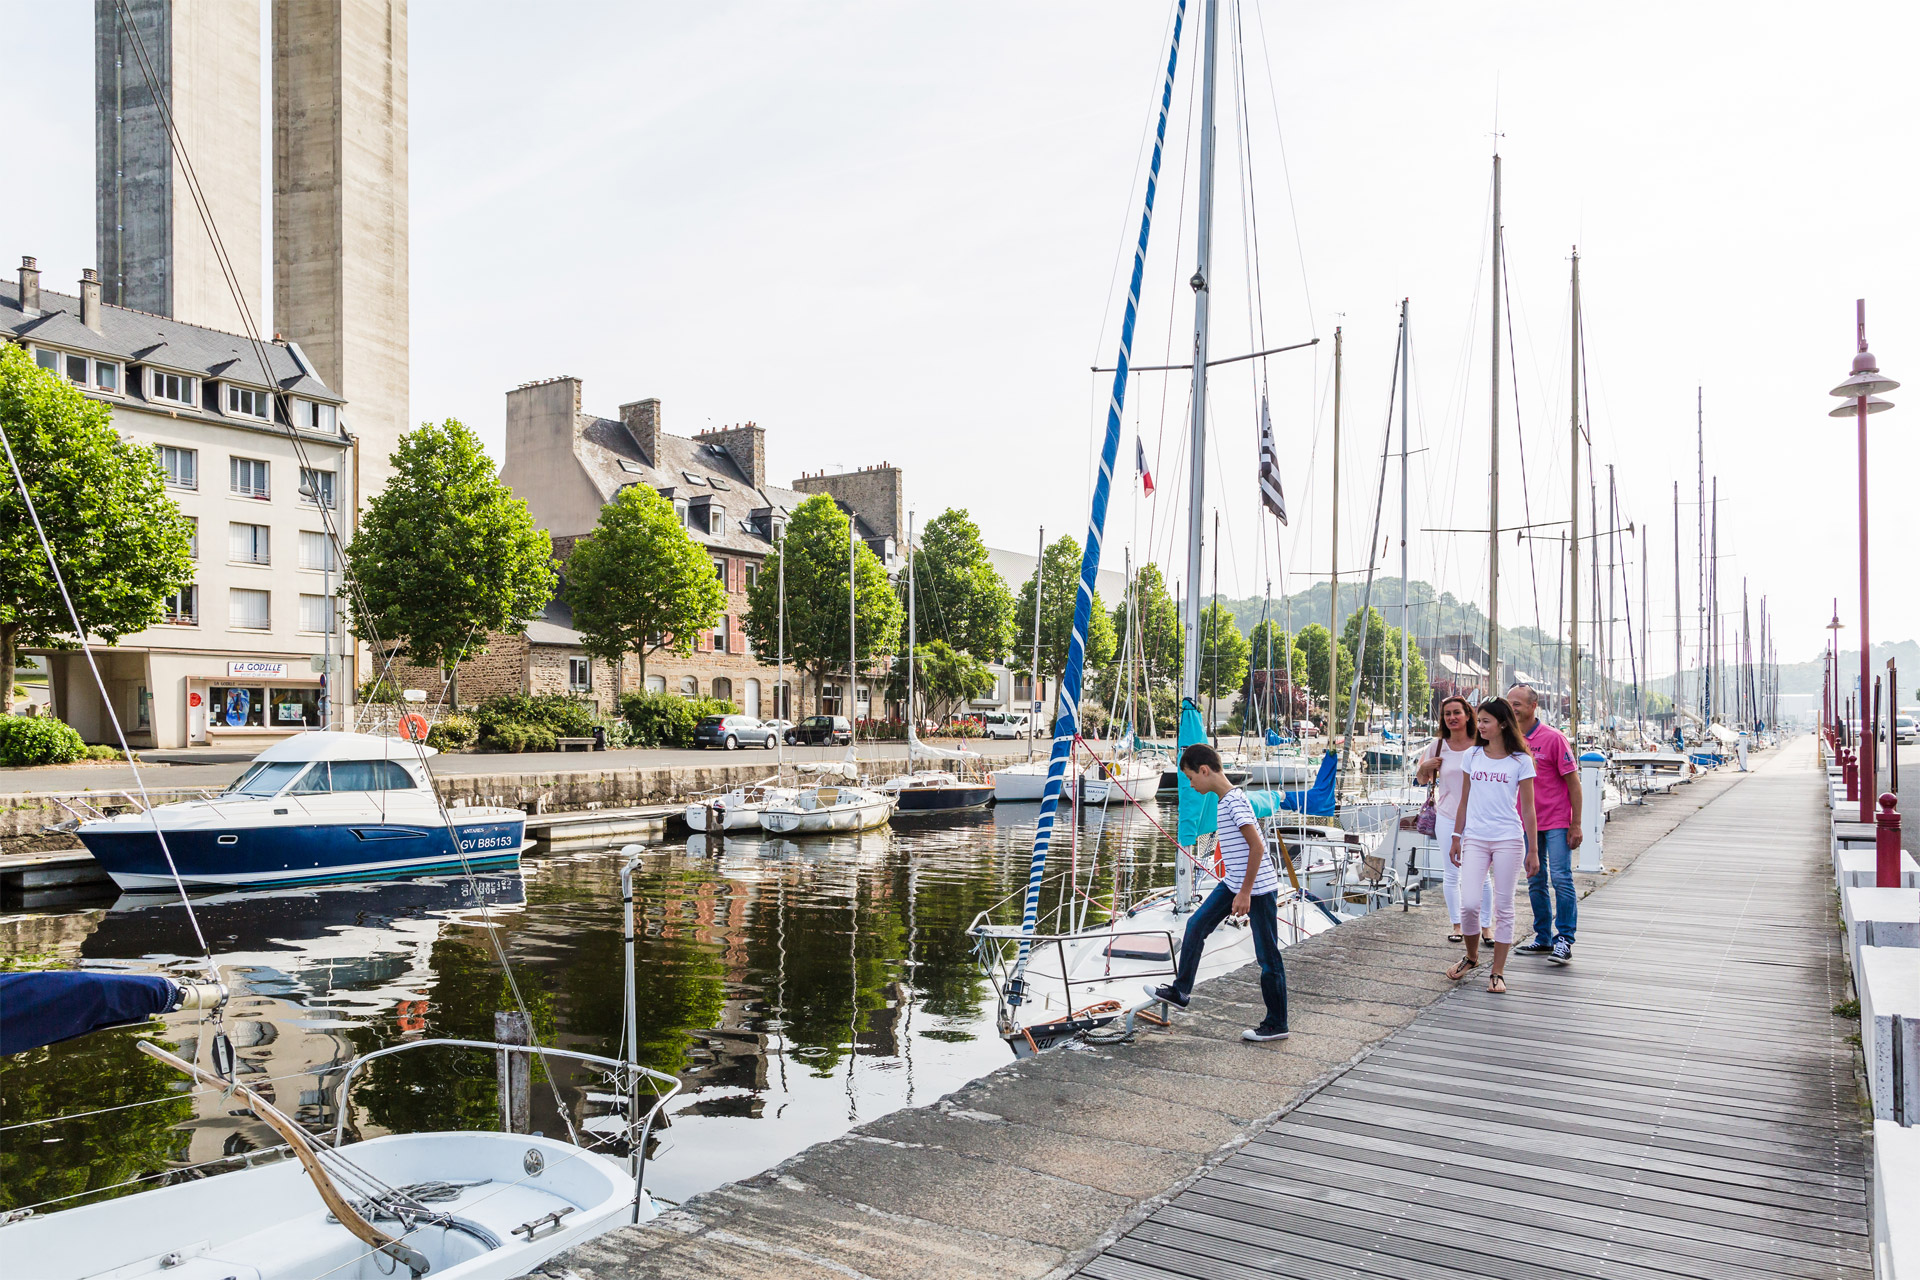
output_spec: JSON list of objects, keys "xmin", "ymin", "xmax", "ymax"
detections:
[
  {"xmin": 1487, "ymin": 972, "xmax": 1507, "ymax": 994},
  {"xmin": 1447, "ymin": 956, "xmax": 1478, "ymax": 981},
  {"xmin": 1447, "ymin": 931, "xmax": 1464, "ymax": 944}
]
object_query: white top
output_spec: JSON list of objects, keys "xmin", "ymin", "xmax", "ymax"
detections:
[
  {"xmin": 252, "ymin": 731, "xmax": 438, "ymax": 763},
  {"xmin": 1431, "ymin": 741, "xmax": 1473, "ymax": 837},
  {"xmin": 1457, "ymin": 747, "xmax": 1536, "ymax": 842},
  {"xmin": 1216, "ymin": 788, "xmax": 1279, "ymax": 895}
]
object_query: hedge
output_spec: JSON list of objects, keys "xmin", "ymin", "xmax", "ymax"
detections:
[{"xmin": 0, "ymin": 716, "xmax": 88, "ymax": 766}]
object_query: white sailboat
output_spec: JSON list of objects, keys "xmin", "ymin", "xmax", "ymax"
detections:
[{"xmin": 967, "ymin": 0, "xmax": 1337, "ymax": 1057}]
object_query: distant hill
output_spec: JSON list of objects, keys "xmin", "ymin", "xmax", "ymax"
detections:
[{"xmin": 1651, "ymin": 639, "xmax": 1920, "ymax": 700}]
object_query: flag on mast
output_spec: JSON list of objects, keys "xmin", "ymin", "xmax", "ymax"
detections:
[
  {"xmin": 1257, "ymin": 395, "xmax": 1287, "ymax": 524},
  {"xmin": 1135, "ymin": 436, "xmax": 1156, "ymax": 497}
]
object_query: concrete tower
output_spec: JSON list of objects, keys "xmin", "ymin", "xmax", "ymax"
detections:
[
  {"xmin": 95, "ymin": 0, "xmax": 264, "ymax": 331},
  {"xmin": 272, "ymin": 0, "xmax": 409, "ymax": 497}
]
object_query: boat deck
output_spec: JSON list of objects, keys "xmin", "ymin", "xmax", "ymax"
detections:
[{"xmin": 1081, "ymin": 737, "xmax": 1870, "ymax": 1280}]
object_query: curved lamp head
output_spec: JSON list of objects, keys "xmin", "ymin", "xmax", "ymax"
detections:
[
  {"xmin": 1828, "ymin": 396, "xmax": 1894, "ymax": 418},
  {"xmin": 1830, "ymin": 355, "xmax": 1900, "ymax": 398}
]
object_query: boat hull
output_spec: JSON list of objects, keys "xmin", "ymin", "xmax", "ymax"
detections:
[
  {"xmin": 78, "ymin": 818, "xmax": 526, "ymax": 892},
  {"xmin": 760, "ymin": 797, "xmax": 893, "ymax": 834},
  {"xmin": 889, "ymin": 784, "xmax": 995, "ymax": 813},
  {"xmin": 991, "ymin": 766, "xmax": 1073, "ymax": 803}
]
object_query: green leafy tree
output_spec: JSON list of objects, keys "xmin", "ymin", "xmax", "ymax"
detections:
[
  {"xmin": 741, "ymin": 495, "xmax": 901, "ymax": 717},
  {"xmin": 1013, "ymin": 536, "xmax": 1116, "ymax": 714},
  {"xmin": 887, "ymin": 639, "xmax": 996, "ymax": 726},
  {"xmin": 1197, "ymin": 602, "xmax": 1250, "ymax": 699},
  {"xmin": 1340, "ymin": 606, "xmax": 1429, "ymax": 718},
  {"xmin": 1293, "ymin": 623, "xmax": 1354, "ymax": 724},
  {"xmin": 912, "ymin": 509, "xmax": 1014, "ymax": 662},
  {"xmin": 345, "ymin": 419, "xmax": 556, "ymax": 706},
  {"xmin": 562, "ymin": 485, "xmax": 725, "ymax": 689},
  {"xmin": 0, "ymin": 344, "xmax": 193, "ymax": 702}
]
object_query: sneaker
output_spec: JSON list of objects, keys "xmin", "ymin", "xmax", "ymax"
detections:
[
  {"xmin": 1242, "ymin": 1023, "xmax": 1291, "ymax": 1042},
  {"xmin": 1549, "ymin": 939, "xmax": 1573, "ymax": 966},
  {"xmin": 1513, "ymin": 941, "xmax": 1553, "ymax": 957},
  {"xmin": 1144, "ymin": 983, "xmax": 1189, "ymax": 1009}
]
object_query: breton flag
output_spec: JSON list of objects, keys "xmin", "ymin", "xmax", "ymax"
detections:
[
  {"xmin": 1257, "ymin": 395, "xmax": 1287, "ymax": 524},
  {"xmin": 1135, "ymin": 436, "xmax": 1156, "ymax": 497}
]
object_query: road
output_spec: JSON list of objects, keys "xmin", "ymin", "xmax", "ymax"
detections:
[{"xmin": 0, "ymin": 735, "xmax": 1053, "ymax": 793}]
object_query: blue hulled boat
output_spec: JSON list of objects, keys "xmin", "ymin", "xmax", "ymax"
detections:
[{"xmin": 76, "ymin": 731, "xmax": 527, "ymax": 891}]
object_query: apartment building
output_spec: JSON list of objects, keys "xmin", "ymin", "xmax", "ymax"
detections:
[{"xmin": 5, "ymin": 256, "xmax": 356, "ymax": 749}]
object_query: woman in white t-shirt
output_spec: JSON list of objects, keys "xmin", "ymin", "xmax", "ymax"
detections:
[
  {"xmin": 1445, "ymin": 696, "xmax": 1540, "ymax": 993},
  {"xmin": 1415, "ymin": 695, "xmax": 1492, "ymax": 946}
]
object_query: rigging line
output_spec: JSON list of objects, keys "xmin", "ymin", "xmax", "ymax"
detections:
[
  {"xmin": 110, "ymin": 1, "xmax": 397, "ymax": 715},
  {"xmin": 0, "ymin": 420, "xmax": 212, "ymax": 973},
  {"xmin": 1499, "ymin": 228, "xmax": 1546, "ymax": 653},
  {"xmin": 1244, "ymin": 0, "xmax": 1317, "ymax": 337},
  {"xmin": 1145, "ymin": 22, "xmax": 1204, "ymax": 578}
]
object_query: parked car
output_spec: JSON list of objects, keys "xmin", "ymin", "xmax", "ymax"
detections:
[
  {"xmin": 786, "ymin": 715, "xmax": 853, "ymax": 746},
  {"xmin": 692, "ymin": 715, "xmax": 779, "ymax": 750},
  {"xmin": 983, "ymin": 712, "xmax": 1030, "ymax": 740},
  {"xmin": 1894, "ymin": 714, "xmax": 1917, "ymax": 746},
  {"xmin": 761, "ymin": 718, "xmax": 795, "ymax": 740}
]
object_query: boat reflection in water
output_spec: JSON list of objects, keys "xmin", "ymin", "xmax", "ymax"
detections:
[{"xmin": 3, "ymin": 810, "xmax": 1181, "ymax": 1213}]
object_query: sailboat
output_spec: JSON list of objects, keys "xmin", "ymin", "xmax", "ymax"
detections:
[
  {"xmin": 760, "ymin": 506, "xmax": 894, "ymax": 834},
  {"xmin": 878, "ymin": 511, "xmax": 996, "ymax": 815},
  {"xmin": 967, "ymin": 0, "xmax": 1335, "ymax": 1057},
  {"xmin": 991, "ymin": 526, "xmax": 1072, "ymax": 804}
]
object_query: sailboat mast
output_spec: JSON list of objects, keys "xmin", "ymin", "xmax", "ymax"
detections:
[
  {"xmin": 1398, "ymin": 297, "xmax": 1410, "ymax": 750},
  {"xmin": 1568, "ymin": 247, "xmax": 1582, "ymax": 742},
  {"xmin": 1672, "ymin": 483, "xmax": 1681, "ymax": 730},
  {"xmin": 1640, "ymin": 528, "xmax": 1649, "ymax": 739},
  {"xmin": 1487, "ymin": 154, "xmax": 1503, "ymax": 696},
  {"xmin": 1696, "ymin": 390, "xmax": 1706, "ymax": 721},
  {"xmin": 849, "ymin": 517, "xmax": 858, "ymax": 732},
  {"xmin": 906, "ymin": 510, "xmax": 916, "ymax": 757},
  {"xmin": 776, "ymin": 526, "xmax": 786, "ymax": 772},
  {"xmin": 1329, "ymin": 325, "xmax": 1341, "ymax": 735},
  {"xmin": 1208, "ymin": 510, "xmax": 1219, "ymax": 741},
  {"xmin": 1028, "ymin": 524, "xmax": 1043, "ymax": 762}
]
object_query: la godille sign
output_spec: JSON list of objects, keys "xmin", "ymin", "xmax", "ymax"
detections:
[{"xmin": 227, "ymin": 660, "xmax": 289, "ymax": 679}]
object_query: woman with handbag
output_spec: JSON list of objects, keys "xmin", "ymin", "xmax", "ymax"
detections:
[{"xmin": 1415, "ymin": 695, "xmax": 1491, "ymax": 946}]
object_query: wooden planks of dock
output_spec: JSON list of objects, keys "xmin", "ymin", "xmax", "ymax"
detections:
[{"xmin": 1081, "ymin": 737, "xmax": 1871, "ymax": 1280}]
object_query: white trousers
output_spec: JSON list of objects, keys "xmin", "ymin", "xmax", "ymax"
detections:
[
  {"xmin": 1437, "ymin": 818, "xmax": 1492, "ymax": 930},
  {"xmin": 1456, "ymin": 834, "xmax": 1527, "ymax": 945}
]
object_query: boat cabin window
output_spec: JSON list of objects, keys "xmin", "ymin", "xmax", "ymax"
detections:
[
  {"xmin": 287, "ymin": 760, "xmax": 418, "ymax": 794},
  {"xmin": 225, "ymin": 761, "xmax": 306, "ymax": 796}
]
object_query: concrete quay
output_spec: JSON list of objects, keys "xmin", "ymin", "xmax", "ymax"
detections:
[{"xmin": 554, "ymin": 744, "xmax": 1777, "ymax": 1280}]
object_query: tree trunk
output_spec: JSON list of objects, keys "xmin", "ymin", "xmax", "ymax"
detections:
[
  {"xmin": 0, "ymin": 624, "xmax": 17, "ymax": 713},
  {"xmin": 447, "ymin": 663, "xmax": 460, "ymax": 711}
]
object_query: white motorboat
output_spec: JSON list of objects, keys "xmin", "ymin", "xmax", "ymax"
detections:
[
  {"xmin": 991, "ymin": 759, "xmax": 1072, "ymax": 804},
  {"xmin": 75, "ymin": 732, "xmax": 527, "ymax": 892},
  {"xmin": 1240, "ymin": 752, "xmax": 1316, "ymax": 786},
  {"xmin": 1078, "ymin": 753, "xmax": 1167, "ymax": 804},
  {"xmin": 760, "ymin": 763, "xmax": 894, "ymax": 833},
  {"xmin": 683, "ymin": 780, "xmax": 799, "ymax": 832}
]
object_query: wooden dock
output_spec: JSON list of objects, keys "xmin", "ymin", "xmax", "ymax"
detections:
[{"xmin": 1081, "ymin": 739, "xmax": 1870, "ymax": 1280}]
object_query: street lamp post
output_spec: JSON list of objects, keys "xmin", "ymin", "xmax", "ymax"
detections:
[{"xmin": 1828, "ymin": 300, "xmax": 1897, "ymax": 824}]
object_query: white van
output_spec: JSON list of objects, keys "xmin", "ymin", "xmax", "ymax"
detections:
[{"xmin": 984, "ymin": 712, "xmax": 1031, "ymax": 740}]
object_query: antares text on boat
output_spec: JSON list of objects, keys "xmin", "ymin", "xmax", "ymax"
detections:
[{"xmin": 75, "ymin": 731, "xmax": 527, "ymax": 891}]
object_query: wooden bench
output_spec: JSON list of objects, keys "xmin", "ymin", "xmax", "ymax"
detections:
[{"xmin": 556, "ymin": 736, "xmax": 596, "ymax": 752}]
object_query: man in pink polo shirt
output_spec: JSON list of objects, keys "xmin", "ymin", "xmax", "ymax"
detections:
[{"xmin": 1507, "ymin": 683, "xmax": 1582, "ymax": 965}]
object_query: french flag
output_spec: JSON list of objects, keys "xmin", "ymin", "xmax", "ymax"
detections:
[{"xmin": 1135, "ymin": 436, "xmax": 1155, "ymax": 497}]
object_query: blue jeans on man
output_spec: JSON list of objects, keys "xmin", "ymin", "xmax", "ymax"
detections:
[
  {"xmin": 1528, "ymin": 826, "xmax": 1576, "ymax": 947},
  {"xmin": 1171, "ymin": 882, "xmax": 1288, "ymax": 1030}
]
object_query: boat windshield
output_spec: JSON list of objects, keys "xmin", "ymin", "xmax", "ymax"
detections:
[{"xmin": 223, "ymin": 761, "xmax": 305, "ymax": 797}]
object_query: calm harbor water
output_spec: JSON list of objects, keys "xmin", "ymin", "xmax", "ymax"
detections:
[{"xmin": 0, "ymin": 801, "xmax": 1187, "ymax": 1214}]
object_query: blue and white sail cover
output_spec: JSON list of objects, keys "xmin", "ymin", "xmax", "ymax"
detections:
[{"xmin": 1009, "ymin": 0, "xmax": 1186, "ymax": 1003}]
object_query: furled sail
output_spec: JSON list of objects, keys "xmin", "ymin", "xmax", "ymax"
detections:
[
  {"xmin": 0, "ymin": 971, "xmax": 216, "ymax": 1056},
  {"xmin": 1007, "ymin": 0, "xmax": 1186, "ymax": 1005}
]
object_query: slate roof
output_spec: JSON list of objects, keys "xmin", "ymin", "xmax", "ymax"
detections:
[
  {"xmin": 569, "ymin": 411, "xmax": 892, "ymax": 562},
  {"xmin": 2, "ymin": 278, "xmax": 345, "ymax": 404}
]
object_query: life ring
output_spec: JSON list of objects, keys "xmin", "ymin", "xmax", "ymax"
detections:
[{"xmin": 399, "ymin": 713, "xmax": 431, "ymax": 743}]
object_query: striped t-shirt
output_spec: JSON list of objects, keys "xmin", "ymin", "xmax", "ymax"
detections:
[{"xmin": 1216, "ymin": 788, "xmax": 1279, "ymax": 895}]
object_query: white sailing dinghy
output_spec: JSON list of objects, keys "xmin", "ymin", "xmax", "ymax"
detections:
[{"xmin": 967, "ymin": 0, "xmax": 1336, "ymax": 1057}]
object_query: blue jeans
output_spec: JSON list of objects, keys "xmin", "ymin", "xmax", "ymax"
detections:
[
  {"xmin": 1527, "ymin": 827, "xmax": 1576, "ymax": 946},
  {"xmin": 1171, "ymin": 883, "xmax": 1288, "ymax": 1029}
]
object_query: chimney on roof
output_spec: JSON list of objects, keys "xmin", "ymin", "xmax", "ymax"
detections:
[
  {"xmin": 701, "ymin": 420, "xmax": 767, "ymax": 492},
  {"xmin": 79, "ymin": 268, "xmax": 102, "ymax": 333},
  {"xmin": 619, "ymin": 398, "xmax": 660, "ymax": 464},
  {"xmin": 18, "ymin": 257, "xmax": 40, "ymax": 314}
]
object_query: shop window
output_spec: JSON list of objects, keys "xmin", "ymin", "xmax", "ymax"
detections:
[{"xmin": 209, "ymin": 685, "xmax": 267, "ymax": 728}]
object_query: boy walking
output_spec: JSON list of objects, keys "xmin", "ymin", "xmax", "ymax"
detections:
[
  {"xmin": 1146, "ymin": 743, "xmax": 1290, "ymax": 1041},
  {"xmin": 1506, "ymin": 683, "xmax": 1582, "ymax": 964}
]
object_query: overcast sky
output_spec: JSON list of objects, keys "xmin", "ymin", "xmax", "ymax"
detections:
[{"xmin": 6, "ymin": 1, "xmax": 1915, "ymax": 681}]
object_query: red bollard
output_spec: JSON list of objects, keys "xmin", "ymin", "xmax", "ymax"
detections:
[
  {"xmin": 1877, "ymin": 793, "xmax": 1903, "ymax": 888},
  {"xmin": 1845, "ymin": 749, "xmax": 1859, "ymax": 803}
]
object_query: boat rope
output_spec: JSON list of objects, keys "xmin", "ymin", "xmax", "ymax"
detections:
[
  {"xmin": 0, "ymin": 420, "xmax": 219, "ymax": 997},
  {"xmin": 1011, "ymin": 0, "xmax": 1187, "ymax": 1006}
]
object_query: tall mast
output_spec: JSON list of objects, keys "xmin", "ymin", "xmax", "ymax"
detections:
[
  {"xmin": 1607, "ymin": 465, "xmax": 1618, "ymax": 733},
  {"xmin": 1672, "ymin": 483, "xmax": 1681, "ymax": 730},
  {"xmin": 1208, "ymin": 510, "xmax": 1219, "ymax": 741},
  {"xmin": 1710, "ymin": 475, "xmax": 1720, "ymax": 723},
  {"xmin": 1027, "ymin": 524, "xmax": 1043, "ymax": 762},
  {"xmin": 905, "ymin": 510, "xmax": 916, "ymax": 760},
  {"xmin": 1398, "ymin": 297, "xmax": 1411, "ymax": 752},
  {"xmin": 849, "ymin": 515, "xmax": 858, "ymax": 734},
  {"xmin": 1640, "ymin": 528, "xmax": 1649, "ymax": 740},
  {"xmin": 1568, "ymin": 247, "xmax": 1582, "ymax": 742},
  {"xmin": 1696, "ymin": 389, "xmax": 1706, "ymax": 721},
  {"xmin": 1487, "ymin": 155, "xmax": 1503, "ymax": 695},
  {"xmin": 1327, "ymin": 326, "xmax": 1343, "ymax": 738},
  {"xmin": 776, "ymin": 524, "xmax": 786, "ymax": 772}
]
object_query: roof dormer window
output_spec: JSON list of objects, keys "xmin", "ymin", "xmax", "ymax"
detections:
[
  {"xmin": 226, "ymin": 385, "xmax": 269, "ymax": 419},
  {"xmin": 149, "ymin": 370, "xmax": 197, "ymax": 407}
]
